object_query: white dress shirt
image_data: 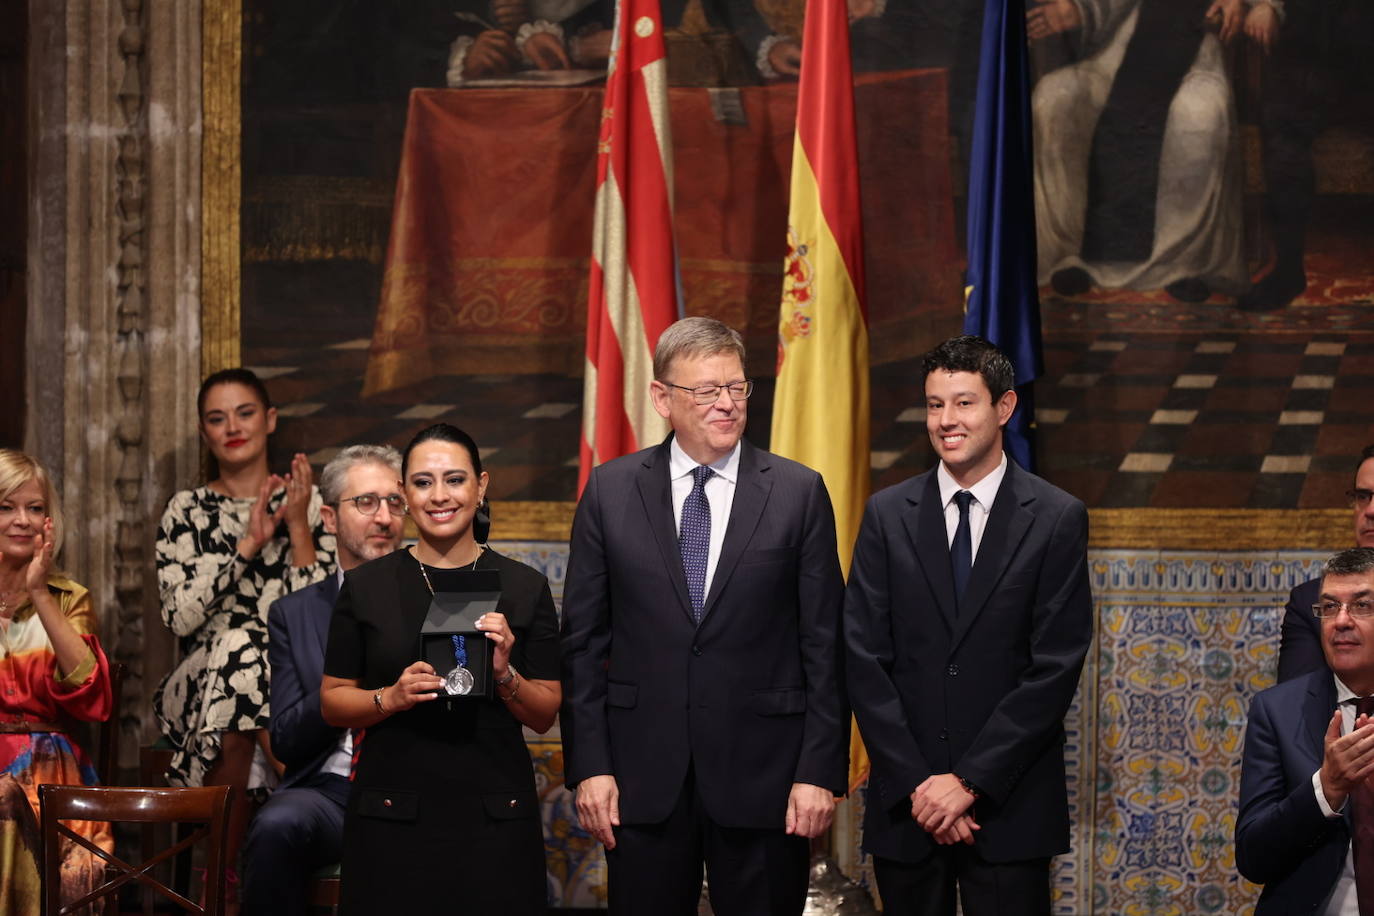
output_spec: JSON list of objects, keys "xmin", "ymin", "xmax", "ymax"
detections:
[
  {"xmin": 936, "ymin": 452, "xmax": 1008, "ymax": 562},
  {"xmin": 1312, "ymin": 675, "xmax": 1363, "ymax": 916},
  {"xmin": 669, "ymin": 437, "xmax": 740, "ymax": 606}
]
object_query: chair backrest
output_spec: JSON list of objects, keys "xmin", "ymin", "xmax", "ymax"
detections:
[
  {"xmin": 96, "ymin": 661, "xmax": 126, "ymax": 783},
  {"xmin": 39, "ymin": 784, "xmax": 231, "ymax": 916}
]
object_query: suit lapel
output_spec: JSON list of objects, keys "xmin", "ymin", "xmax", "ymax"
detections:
[
  {"xmin": 700, "ymin": 442, "xmax": 769, "ymax": 625},
  {"xmin": 1302, "ymin": 672, "xmax": 1337, "ymax": 769},
  {"xmin": 309, "ymin": 575, "xmax": 341, "ymax": 655},
  {"xmin": 904, "ymin": 472, "xmax": 957, "ymax": 630},
  {"xmin": 950, "ymin": 462, "xmax": 1035, "ymax": 650},
  {"xmin": 636, "ymin": 439, "xmax": 696, "ymax": 624}
]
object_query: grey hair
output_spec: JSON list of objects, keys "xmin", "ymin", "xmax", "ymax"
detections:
[
  {"xmin": 1324, "ymin": 547, "xmax": 1374, "ymax": 579},
  {"xmin": 652, "ymin": 317, "xmax": 746, "ymax": 381},
  {"xmin": 319, "ymin": 444, "xmax": 403, "ymax": 505}
]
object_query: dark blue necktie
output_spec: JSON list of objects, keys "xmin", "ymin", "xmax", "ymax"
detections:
[
  {"xmin": 680, "ymin": 466, "xmax": 714, "ymax": 623},
  {"xmin": 951, "ymin": 490, "xmax": 974, "ymax": 611}
]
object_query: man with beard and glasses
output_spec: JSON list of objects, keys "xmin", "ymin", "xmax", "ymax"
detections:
[{"xmin": 242, "ymin": 445, "xmax": 406, "ymax": 915}]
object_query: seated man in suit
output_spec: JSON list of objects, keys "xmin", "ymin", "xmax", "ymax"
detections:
[
  {"xmin": 1237, "ymin": 547, "xmax": 1374, "ymax": 915},
  {"xmin": 241, "ymin": 445, "xmax": 405, "ymax": 916},
  {"xmin": 1278, "ymin": 446, "xmax": 1374, "ymax": 682},
  {"xmin": 844, "ymin": 334, "xmax": 1093, "ymax": 916}
]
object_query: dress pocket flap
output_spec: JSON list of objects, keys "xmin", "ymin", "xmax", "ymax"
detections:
[
  {"xmin": 482, "ymin": 790, "xmax": 539, "ymax": 820},
  {"xmin": 750, "ymin": 687, "xmax": 806, "ymax": 716},
  {"xmin": 356, "ymin": 788, "xmax": 419, "ymax": 822},
  {"xmin": 607, "ymin": 682, "xmax": 638, "ymax": 708}
]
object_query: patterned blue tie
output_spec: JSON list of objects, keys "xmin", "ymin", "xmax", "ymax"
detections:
[
  {"xmin": 681, "ymin": 465, "xmax": 714, "ymax": 623},
  {"xmin": 951, "ymin": 490, "xmax": 974, "ymax": 612}
]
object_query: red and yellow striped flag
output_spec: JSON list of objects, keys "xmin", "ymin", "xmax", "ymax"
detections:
[
  {"xmin": 769, "ymin": 0, "xmax": 871, "ymax": 790},
  {"xmin": 579, "ymin": 0, "xmax": 680, "ymax": 493}
]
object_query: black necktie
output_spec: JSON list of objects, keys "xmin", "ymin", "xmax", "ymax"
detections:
[
  {"xmin": 951, "ymin": 490, "xmax": 974, "ymax": 610},
  {"xmin": 680, "ymin": 466, "xmax": 714, "ymax": 623}
]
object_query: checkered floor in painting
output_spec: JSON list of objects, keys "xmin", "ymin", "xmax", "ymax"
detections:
[
  {"xmin": 1034, "ymin": 330, "xmax": 1374, "ymax": 508},
  {"xmin": 246, "ymin": 306, "xmax": 1374, "ymax": 509},
  {"xmin": 251, "ymin": 336, "xmax": 588, "ymax": 502}
]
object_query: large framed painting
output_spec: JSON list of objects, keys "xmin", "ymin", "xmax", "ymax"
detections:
[
  {"xmin": 202, "ymin": 0, "xmax": 1374, "ymax": 546},
  {"xmin": 197, "ymin": 3, "xmax": 1370, "ymax": 912}
]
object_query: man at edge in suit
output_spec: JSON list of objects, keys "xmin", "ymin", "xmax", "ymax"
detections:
[
  {"xmin": 560, "ymin": 316, "xmax": 848, "ymax": 915},
  {"xmin": 1237, "ymin": 547, "xmax": 1374, "ymax": 914},
  {"xmin": 844, "ymin": 335, "xmax": 1092, "ymax": 915},
  {"xmin": 241, "ymin": 445, "xmax": 405, "ymax": 915},
  {"xmin": 1278, "ymin": 446, "xmax": 1374, "ymax": 682}
]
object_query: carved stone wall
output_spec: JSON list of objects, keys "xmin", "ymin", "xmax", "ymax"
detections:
[{"xmin": 25, "ymin": 0, "xmax": 203, "ymax": 772}]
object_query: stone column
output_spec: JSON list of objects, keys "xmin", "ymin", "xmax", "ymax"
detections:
[
  {"xmin": 141, "ymin": 0, "xmax": 205, "ymax": 765},
  {"xmin": 25, "ymin": 0, "xmax": 203, "ymax": 772}
]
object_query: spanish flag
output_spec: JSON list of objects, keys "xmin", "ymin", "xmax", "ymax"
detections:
[
  {"xmin": 579, "ymin": 0, "xmax": 681, "ymax": 494},
  {"xmin": 769, "ymin": 0, "xmax": 870, "ymax": 790}
]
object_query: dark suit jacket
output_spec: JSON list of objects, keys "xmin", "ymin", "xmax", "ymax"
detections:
[
  {"xmin": 560, "ymin": 437, "xmax": 848, "ymax": 829},
  {"xmin": 1236, "ymin": 671, "xmax": 1349, "ymax": 915},
  {"xmin": 268, "ymin": 575, "xmax": 345, "ymax": 789},
  {"xmin": 1279, "ymin": 577, "xmax": 1327, "ymax": 683},
  {"xmin": 844, "ymin": 460, "xmax": 1092, "ymax": 864}
]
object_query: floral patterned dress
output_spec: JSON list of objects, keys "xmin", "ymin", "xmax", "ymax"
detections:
[
  {"xmin": 153, "ymin": 486, "xmax": 334, "ymax": 787},
  {"xmin": 0, "ymin": 574, "xmax": 112, "ymax": 915}
]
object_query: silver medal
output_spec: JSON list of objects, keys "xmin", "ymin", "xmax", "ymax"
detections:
[{"xmin": 444, "ymin": 666, "xmax": 475, "ymax": 696}]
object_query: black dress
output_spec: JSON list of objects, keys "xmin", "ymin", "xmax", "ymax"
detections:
[{"xmin": 323, "ymin": 546, "xmax": 559, "ymax": 914}]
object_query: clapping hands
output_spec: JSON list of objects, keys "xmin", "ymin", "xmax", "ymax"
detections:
[
  {"xmin": 237, "ymin": 453, "xmax": 313, "ymax": 560},
  {"xmin": 23, "ymin": 517, "xmax": 56, "ymax": 593}
]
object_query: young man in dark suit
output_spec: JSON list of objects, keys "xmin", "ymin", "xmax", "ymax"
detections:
[
  {"xmin": 241, "ymin": 445, "xmax": 404, "ymax": 916},
  {"xmin": 561, "ymin": 316, "xmax": 848, "ymax": 915},
  {"xmin": 844, "ymin": 335, "xmax": 1092, "ymax": 916},
  {"xmin": 1238, "ymin": 547, "xmax": 1374, "ymax": 914},
  {"xmin": 1279, "ymin": 446, "xmax": 1374, "ymax": 682}
]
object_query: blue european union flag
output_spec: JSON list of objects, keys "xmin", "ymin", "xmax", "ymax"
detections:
[{"xmin": 963, "ymin": 0, "xmax": 1043, "ymax": 473}]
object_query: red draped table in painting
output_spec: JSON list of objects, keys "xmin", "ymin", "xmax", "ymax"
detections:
[{"xmin": 365, "ymin": 72, "xmax": 957, "ymax": 395}]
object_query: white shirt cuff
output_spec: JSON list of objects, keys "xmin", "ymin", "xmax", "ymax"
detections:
[
  {"xmin": 756, "ymin": 34, "xmax": 785, "ymax": 79},
  {"xmin": 1314, "ymin": 769, "xmax": 1345, "ymax": 817},
  {"xmin": 446, "ymin": 35, "xmax": 476, "ymax": 87},
  {"xmin": 516, "ymin": 20, "xmax": 565, "ymax": 65}
]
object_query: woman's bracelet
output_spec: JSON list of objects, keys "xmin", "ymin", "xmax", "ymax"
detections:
[
  {"xmin": 500, "ymin": 670, "xmax": 521, "ymax": 703},
  {"xmin": 496, "ymin": 666, "xmax": 518, "ymax": 688},
  {"xmin": 373, "ymin": 688, "xmax": 388, "ymax": 716}
]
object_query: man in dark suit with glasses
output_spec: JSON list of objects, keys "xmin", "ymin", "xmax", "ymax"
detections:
[
  {"xmin": 561, "ymin": 317, "xmax": 847, "ymax": 915},
  {"xmin": 1238, "ymin": 547, "xmax": 1374, "ymax": 914},
  {"xmin": 1279, "ymin": 446, "xmax": 1374, "ymax": 682}
]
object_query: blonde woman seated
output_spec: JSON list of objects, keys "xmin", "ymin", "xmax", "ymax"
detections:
[{"xmin": 0, "ymin": 449, "xmax": 113, "ymax": 913}]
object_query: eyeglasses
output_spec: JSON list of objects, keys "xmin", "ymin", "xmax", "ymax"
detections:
[
  {"xmin": 339, "ymin": 493, "xmax": 406, "ymax": 516},
  {"xmin": 1348, "ymin": 489, "xmax": 1373, "ymax": 507},
  {"xmin": 1313, "ymin": 599, "xmax": 1374, "ymax": 619},
  {"xmin": 664, "ymin": 380, "xmax": 754, "ymax": 405}
]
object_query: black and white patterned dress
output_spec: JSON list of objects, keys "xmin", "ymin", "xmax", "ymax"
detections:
[{"xmin": 153, "ymin": 486, "xmax": 335, "ymax": 787}]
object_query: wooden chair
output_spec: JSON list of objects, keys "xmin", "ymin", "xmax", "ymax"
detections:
[
  {"xmin": 138, "ymin": 736, "xmax": 197, "ymax": 905},
  {"xmin": 39, "ymin": 784, "xmax": 231, "ymax": 916},
  {"xmin": 309, "ymin": 862, "xmax": 342, "ymax": 914}
]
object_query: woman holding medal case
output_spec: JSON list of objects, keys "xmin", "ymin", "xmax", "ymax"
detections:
[{"xmin": 321, "ymin": 424, "xmax": 562, "ymax": 914}]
